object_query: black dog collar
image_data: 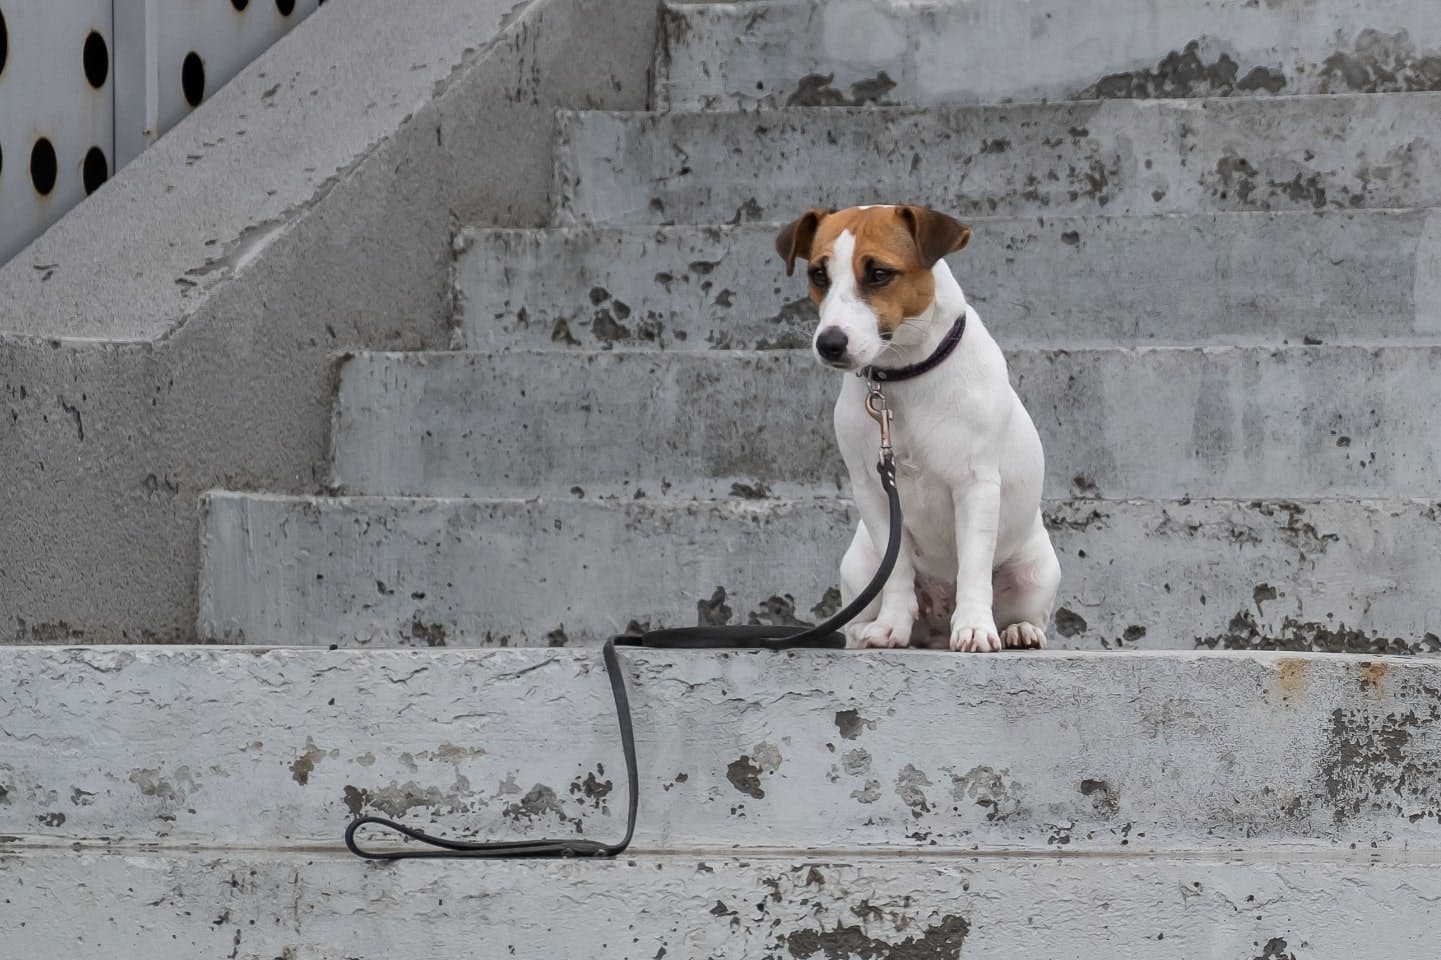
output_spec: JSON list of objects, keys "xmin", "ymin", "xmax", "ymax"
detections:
[{"xmin": 860, "ymin": 311, "xmax": 967, "ymax": 383}]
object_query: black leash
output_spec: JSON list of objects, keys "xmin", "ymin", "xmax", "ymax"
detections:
[{"xmin": 345, "ymin": 386, "xmax": 902, "ymax": 860}]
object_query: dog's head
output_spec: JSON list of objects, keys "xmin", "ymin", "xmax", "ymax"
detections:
[{"xmin": 775, "ymin": 205, "xmax": 970, "ymax": 370}]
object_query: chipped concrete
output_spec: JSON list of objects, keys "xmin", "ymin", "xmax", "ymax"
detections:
[
  {"xmin": 0, "ymin": 0, "xmax": 659, "ymax": 645},
  {"xmin": 5, "ymin": 646, "xmax": 1441, "ymax": 852},
  {"xmin": 556, "ymin": 94, "xmax": 1441, "ymax": 225},
  {"xmin": 658, "ymin": 0, "xmax": 1441, "ymax": 110},
  {"xmin": 455, "ymin": 211, "xmax": 1441, "ymax": 351},
  {"xmin": 199, "ymin": 493, "xmax": 1441, "ymax": 652},
  {"xmin": 4, "ymin": 847, "xmax": 1441, "ymax": 959}
]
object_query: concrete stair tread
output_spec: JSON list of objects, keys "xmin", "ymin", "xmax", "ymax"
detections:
[
  {"xmin": 657, "ymin": 0, "xmax": 1441, "ymax": 110},
  {"xmin": 198, "ymin": 491, "xmax": 1441, "ymax": 654},
  {"xmin": 4, "ymin": 645, "xmax": 1440, "ymax": 851},
  {"xmin": 454, "ymin": 210, "xmax": 1441, "ymax": 351},
  {"xmin": 554, "ymin": 93, "xmax": 1441, "ymax": 225},
  {"xmin": 7, "ymin": 844, "xmax": 1438, "ymax": 958},
  {"xmin": 329, "ymin": 346, "xmax": 1441, "ymax": 501}
]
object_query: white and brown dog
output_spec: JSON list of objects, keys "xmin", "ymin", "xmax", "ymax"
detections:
[{"xmin": 776, "ymin": 204, "xmax": 1060, "ymax": 652}]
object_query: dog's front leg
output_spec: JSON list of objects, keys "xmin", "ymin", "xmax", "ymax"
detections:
[
  {"xmin": 949, "ymin": 475, "xmax": 1003, "ymax": 652},
  {"xmin": 844, "ymin": 476, "xmax": 919, "ymax": 649}
]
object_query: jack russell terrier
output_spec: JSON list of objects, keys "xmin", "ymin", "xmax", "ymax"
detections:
[{"xmin": 776, "ymin": 204, "xmax": 1060, "ymax": 652}]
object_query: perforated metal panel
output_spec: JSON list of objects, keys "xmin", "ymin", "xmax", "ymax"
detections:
[
  {"xmin": 0, "ymin": 0, "xmax": 321, "ymax": 266},
  {"xmin": 0, "ymin": 2, "xmax": 114, "ymax": 264}
]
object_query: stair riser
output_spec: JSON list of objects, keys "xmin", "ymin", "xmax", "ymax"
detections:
[
  {"xmin": 199, "ymin": 494, "xmax": 1441, "ymax": 655},
  {"xmin": 6, "ymin": 849, "xmax": 1436, "ymax": 960},
  {"xmin": 5, "ymin": 647, "xmax": 1439, "ymax": 852},
  {"xmin": 659, "ymin": 0, "xmax": 1441, "ymax": 110},
  {"xmin": 456, "ymin": 211, "xmax": 1441, "ymax": 351},
  {"xmin": 332, "ymin": 348, "xmax": 1441, "ymax": 501},
  {"xmin": 556, "ymin": 95, "xmax": 1441, "ymax": 225}
]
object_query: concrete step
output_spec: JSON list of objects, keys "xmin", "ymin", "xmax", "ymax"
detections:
[
  {"xmin": 4, "ymin": 646, "xmax": 1440, "ymax": 853},
  {"xmin": 554, "ymin": 93, "xmax": 1441, "ymax": 225},
  {"xmin": 198, "ymin": 492, "xmax": 1441, "ymax": 655},
  {"xmin": 6, "ymin": 846, "xmax": 1439, "ymax": 959},
  {"xmin": 657, "ymin": 0, "xmax": 1441, "ymax": 110},
  {"xmin": 330, "ymin": 347, "xmax": 1441, "ymax": 501},
  {"xmin": 455, "ymin": 211, "xmax": 1441, "ymax": 351}
]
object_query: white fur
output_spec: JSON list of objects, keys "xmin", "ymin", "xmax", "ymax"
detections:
[{"xmin": 818, "ymin": 240, "xmax": 1061, "ymax": 652}]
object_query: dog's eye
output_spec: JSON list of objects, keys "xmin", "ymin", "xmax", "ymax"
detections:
[
  {"xmin": 866, "ymin": 266, "xmax": 896, "ymax": 287},
  {"xmin": 808, "ymin": 265, "xmax": 830, "ymax": 290}
]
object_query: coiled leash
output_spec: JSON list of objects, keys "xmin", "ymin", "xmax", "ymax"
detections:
[{"xmin": 344, "ymin": 384, "xmax": 902, "ymax": 860}]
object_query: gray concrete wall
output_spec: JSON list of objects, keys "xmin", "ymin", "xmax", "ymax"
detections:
[
  {"xmin": 0, "ymin": 0, "xmax": 661, "ymax": 643},
  {"xmin": 658, "ymin": 0, "xmax": 1441, "ymax": 110}
]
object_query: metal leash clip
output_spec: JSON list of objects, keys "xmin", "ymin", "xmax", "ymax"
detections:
[{"xmin": 864, "ymin": 380, "xmax": 894, "ymax": 461}]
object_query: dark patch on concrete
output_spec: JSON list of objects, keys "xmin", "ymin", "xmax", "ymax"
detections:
[
  {"xmin": 569, "ymin": 767, "xmax": 613, "ymax": 813},
  {"xmin": 58, "ymin": 395, "xmax": 84, "ymax": 442},
  {"xmin": 410, "ymin": 616, "xmax": 448, "ymax": 647},
  {"xmin": 342, "ymin": 785, "xmax": 367, "ymax": 817},
  {"xmin": 1254, "ymin": 936, "xmax": 1298, "ymax": 960},
  {"xmin": 727, "ymin": 755, "xmax": 765, "ymax": 799},
  {"xmin": 36, "ymin": 812, "xmax": 65, "ymax": 828},
  {"xmin": 812, "ymin": 587, "xmax": 842, "ymax": 620},
  {"xmin": 504, "ymin": 784, "xmax": 576, "ymax": 828},
  {"xmin": 550, "ymin": 317, "xmax": 581, "ymax": 346},
  {"xmin": 291, "ymin": 737, "xmax": 327, "ymax": 786},
  {"xmin": 730, "ymin": 480, "xmax": 773, "ymax": 499},
  {"xmin": 1044, "ymin": 506, "xmax": 1110, "ymax": 532},
  {"xmin": 895, "ymin": 764, "xmax": 932, "ymax": 815},
  {"xmin": 1054, "ymin": 607, "xmax": 1088, "ymax": 637},
  {"xmin": 1253, "ymin": 583, "xmax": 1279, "ymax": 610},
  {"xmin": 1318, "ymin": 29, "xmax": 1441, "ymax": 95},
  {"xmin": 0, "ymin": 784, "xmax": 10, "ymax": 805},
  {"xmin": 1080, "ymin": 778, "xmax": 1120, "ymax": 818},
  {"xmin": 345, "ymin": 781, "xmax": 449, "ymax": 819},
  {"xmin": 697, "ymin": 587, "xmax": 733, "ymax": 626},
  {"xmin": 786, "ymin": 71, "xmax": 896, "ymax": 108},
  {"xmin": 1321, "ymin": 687, "xmax": 1441, "ymax": 826},
  {"xmin": 1121, "ymin": 625, "xmax": 1147, "ymax": 645},
  {"xmin": 592, "ymin": 308, "xmax": 631, "ymax": 345},
  {"xmin": 835, "ymin": 709, "xmax": 866, "ymax": 740},
  {"xmin": 1082, "ymin": 41, "xmax": 1282, "ymax": 99},
  {"xmin": 784, "ymin": 913, "xmax": 969, "ymax": 960},
  {"xmin": 748, "ymin": 594, "xmax": 808, "ymax": 628},
  {"xmin": 1197, "ymin": 610, "xmax": 1441, "ymax": 656},
  {"xmin": 546, "ymin": 627, "xmax": 569, "ymax": 647},
  {"xmin": 951, "ymin": 766, "xmax": 1027, "ymax": 823}
]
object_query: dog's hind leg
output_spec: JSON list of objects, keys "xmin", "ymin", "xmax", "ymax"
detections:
[{"xmin": 993, "ymin": 511, "xmax": 1061, "ymax": 650}]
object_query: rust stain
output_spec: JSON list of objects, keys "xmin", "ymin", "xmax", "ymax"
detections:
[
  {"xmin": 1358, "ymin": 660, "xmax": 1389, "ymax": 694},
  {"xmin": 1274, "ymin": 658, "xmax": 1308, "ymax": 704}
]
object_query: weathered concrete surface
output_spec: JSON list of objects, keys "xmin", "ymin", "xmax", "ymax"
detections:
[
  {"xmin": 658, "ymin": 0, "xmax": 1441, "ymax": 110},
  {"xmin": 556, "ymin": 93, "xmax": 1441, "ymax": 225},
  {"xmin": 331, "ymin": 347, "xmax": 1441, "ymax": 501},
  {"xmin": 198, "ymin": 493, "xmax": 1441, "ymax": 654},
  {"xmin": 457, "ymin": 210, "xmax": 1441, "ymax": 350},
  {"xmin": 0, "ymin": 0, "xmax": 660, "ymax": 644},
  {"xmin": 5, "ymin": 847, "xmax": 1440, "ymax": 960},
  {"xmin": 5, "ymin": 646, "xmax": 1441, "ymax": 852}
]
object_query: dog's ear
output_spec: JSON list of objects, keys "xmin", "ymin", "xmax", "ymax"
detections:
[
  {"xmin": 899, "ymin": 206, "xmax": 970, "ymax": 268},
  {"xmin": 775, "ymin": 209, "xmax": 828, "ymax": 276}
]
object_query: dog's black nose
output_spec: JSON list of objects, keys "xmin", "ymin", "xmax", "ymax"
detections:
[{"xmin": 815, "ymin": 327, "xmax": 849, "ymax": 363}]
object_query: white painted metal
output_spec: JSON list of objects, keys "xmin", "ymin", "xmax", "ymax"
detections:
[
  {"xmin": 0, "ymin": 1, "xmax": 112, "ymax": 263},
  {"xmin": 1, "ymin": 0, "xmax": 321, "ymax": 266}
]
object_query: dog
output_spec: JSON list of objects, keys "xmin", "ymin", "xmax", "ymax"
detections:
[{"xmin": 775, "ymin": 204, "xmax": 1060, "ymax": 652}]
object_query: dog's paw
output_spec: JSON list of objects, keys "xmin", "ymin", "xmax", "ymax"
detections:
[
  {"xmin": 847, "ymin": 615, "xmax": 912, "ymax": 649},
  {"xmin": 950, "ymin": 619, "xmax": 1002, "ymax": 653},
  {"xmin": 1001, "ymin": 622, "xmax": 1047, "ymax": 650}
]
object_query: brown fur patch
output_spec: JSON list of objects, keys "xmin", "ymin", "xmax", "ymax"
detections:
[{"xmin": 806, "ymin": 207, "xmax": 939, "ymax": 334}]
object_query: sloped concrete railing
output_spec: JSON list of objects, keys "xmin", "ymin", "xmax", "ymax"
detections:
[{"xmin": 0, "ymin": 0, "xmax": 659, "ymax": 645}]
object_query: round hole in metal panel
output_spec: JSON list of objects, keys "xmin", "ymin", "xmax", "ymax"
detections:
[
  {"xmin": 83, "ymin": 30, "xmax": 109, "ymax": 88},
  {"xmin": 277, "ymin": 0, "xmax": 295, "ymax": 16},
  {"xmin": 83, "ymin": 147, "xmax": 108, "ymax": 195},
  {"xmin": 0, "ymin": 9, "xmax": 7, "ymax": 76},
  {"xmin": 181, "ymin": 51, "xmax": 205, "ymax": 107},
  {"xmin": 31, "ymin": 138, "xmax": 57, "ymax": 196},
  {"xmin": 232, "ymin": 0, "xmax": 249, "ymax": 9}
]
